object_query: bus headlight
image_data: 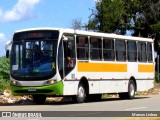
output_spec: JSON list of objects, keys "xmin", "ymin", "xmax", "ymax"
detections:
[
  {"xmin": 10, "ymin": 80, "xmax": 21, "ymax": 86},
  {"xmin": 11, "ymin": 80, "xmax": 17, "ymax": 85},
  {"xmin": 44, "ymin": 80, "xmax": 56, "ymax": 85}
]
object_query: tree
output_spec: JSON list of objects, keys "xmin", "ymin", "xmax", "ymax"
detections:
[
  {"xmin": 88, "ymin": 0, "xmax": 160, "ymax": 35},
  {"xmin": 87, "ymin": 0, "xmax": 160, "ymax": 51},
  {"xmin": 70, "ymin": 18, "xmax": 83, "ymax": 30},
  {"xmin": 140, "ymin": 0, "xmax": 160, "ymax": 52},
  {"xmin": 132, "ymin": 0, "xmax": 160, "ymax": 37},
  {"xmin": 88, "ymin": 0, "xmax": 129, "ymax": 34}
]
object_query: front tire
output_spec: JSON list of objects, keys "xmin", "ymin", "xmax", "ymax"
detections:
[
  {"xmin": 72, "ymin": 83, "xmax": 86, "ymax": 103},
  {"xmin": 32, "ymin": 95, "xmax": 46, "ymax": 104}
]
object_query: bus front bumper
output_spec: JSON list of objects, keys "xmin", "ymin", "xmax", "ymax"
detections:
[{"xmin": 10, "ymin": 81, "xmax": 63, "ymax": 96}]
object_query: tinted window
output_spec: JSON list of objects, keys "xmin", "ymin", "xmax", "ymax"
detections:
[
  {"xmin": 147, "ymin": 43, "xmax": 153, "ymax": 62},
  {"xmin": 90, "ymin": 37, "xmax": 102, "ymax": 60},
  {"xmin": 115, "ymin": 40, "xmax": 126, "ymax": 61},
  {"xmin": 138, "ymin": 42, "xmax": 147, "ymax": 62},
  {"xmin": 77, "ymin": 36, "xmax": 89, "ymax": 60},
  {"xmin": 127, "ymin": 41, "xmax": 137, "ymax": 62},
  {"xmin": 103, "ymin": 38, "xmax": 115, "ymax": 61}
]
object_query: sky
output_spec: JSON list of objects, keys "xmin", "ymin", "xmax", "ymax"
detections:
[{"xmin": 0, "ymin": 0, "xmax": 97, "ymax": 57}]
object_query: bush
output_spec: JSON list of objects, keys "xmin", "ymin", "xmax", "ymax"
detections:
[
  {"xmin": 155, "ymin": 72, "xmax": 160, "ymax": 83},
  {"xmin": 0, "ymin": 57, "xmax": 10, "ymax": 93}
]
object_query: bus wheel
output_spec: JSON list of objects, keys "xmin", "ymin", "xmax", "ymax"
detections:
[
  {"xmin": 119, "ymin": 80, "xmax": 136, "ymax": 99},
  {"xmin": 32, "ymin": 95, "xmax": 46, "ymax": 104},
  {"xmin": 127, "ymin": 80, "xmax": 136, "ymax": 99},
  {"xmin": 72, "ymin": 83, "xmax": 86, "ymax": 103}
]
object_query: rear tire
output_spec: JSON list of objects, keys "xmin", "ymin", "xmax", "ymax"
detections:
[
  {"xmin": 127, "ymin": 80, "xmax": 136, "ymax": 99},
  {"xmin": 32, "ymin": 95, "xmax": 46, "ymax": 104},
  {"xmin": 72, "ymin": 83, "xmax": 86, "ymax": 103},
  {"xmin": 119, "ymin": 80, "xmax": 136, "ymax": 99}
]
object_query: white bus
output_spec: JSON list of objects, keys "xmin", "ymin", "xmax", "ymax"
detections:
[{"xmin": 6, "ymin": 28, "xmax": 154, "ymax": 104}]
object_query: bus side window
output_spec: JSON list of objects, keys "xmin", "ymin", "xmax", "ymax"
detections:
[
  {"xmin": 103, "ymin": 38, "xmax": 115, "ymax": 61},
  {"xmin": 76, "ymin": 36, "xmax": 89, "ymax": 60},
  {"xmin": 115, "ymin": 40, "xmax": 126, "ymax": 61},
  {"xmin": 138, "ymin": 42, "xmax": 147, "ymax": 62},
  {"xmin": 147, "ymin": 42, "xmax": 153, "ymax": 62},
  {"xmin": 90, "ymin": 37, "xmax": 102, "ymax": 60},
  {"xmin": 127, "ymin": 41, "xmax": 137, "ymax": 62}
]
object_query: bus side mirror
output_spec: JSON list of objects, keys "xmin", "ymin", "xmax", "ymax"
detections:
[
  {"xmin": 5, "ymin": 40, "xmax": 12, "ymax": 58},
  {"xmin": 6, "ymin": 49, "xmax": 9, "ymax": 58},
  {"xmin": 62, "ymin": 35, "xmax": 68, "ymax": 41}
]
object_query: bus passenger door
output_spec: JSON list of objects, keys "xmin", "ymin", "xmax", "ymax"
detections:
[{"xmin": 63, "ymin": 35, "xmax": 76, "ymax": 77}]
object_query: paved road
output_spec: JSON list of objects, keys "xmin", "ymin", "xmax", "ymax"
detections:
[{"xmin": 1, "ymin": 94, "xmax": 160, "ymax": 119}]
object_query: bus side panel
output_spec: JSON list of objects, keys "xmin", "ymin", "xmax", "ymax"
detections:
[
  {"xmin": 136, "ymin": 63, "xmax": 154, "ymax": 91},
  {"xmin": 136, "ymin": 72, "xmax": 154, "ymax": 91},
  {"xmin": 63, "ymin": 80, "xmax": 78, "ymax": 95},
  {"xmin": 136, "ymin": 80, "xmax": 154, "ymax": 91},
  {"xmin": 88, "ymin": 81, "xmax": 100, "ymax": 94},
  {"xmin": 99, "ymin": 80, "xmax": 117, "ymax": 93}
]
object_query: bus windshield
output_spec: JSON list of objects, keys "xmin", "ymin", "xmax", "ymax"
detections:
[{"xmin": 10, "ymin": 31, "xmax": 59, "ymax": 80}]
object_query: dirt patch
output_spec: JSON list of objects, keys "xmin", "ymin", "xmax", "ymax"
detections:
[
  {"xmin": 1, "ymin": 83, "xmax": 160, "ymax": 105},
  {"xmin": 0, "ymin": 89, "xmax": 33, "ymax": 105},
  {"xmin": 136, "ymin": 83, "xmax": 160, "ymax": 96},
  {"xmin": 0, "ymin": 89, "xmax": 67, "ymax": 105}
]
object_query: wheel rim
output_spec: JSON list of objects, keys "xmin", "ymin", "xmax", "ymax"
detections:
[
  {"xmin": 129, "ymin": 83, "xmax": 135, "ymax": 97},
  {"xmin": 78, "ymin": 86, "xmax": 85, "ymax": 98}
]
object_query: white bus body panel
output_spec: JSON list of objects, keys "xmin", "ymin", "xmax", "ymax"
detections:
[{"xmin": 63, "ymin": 61, "xmax": 154, "ymax": 95}]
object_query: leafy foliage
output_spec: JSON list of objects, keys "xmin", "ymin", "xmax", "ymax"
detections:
[
  {"xmin": 88, "ymin": 0, "xmax": 127, "ymax": 34},
  {"xmin": 87, "ymin": 0, "xmax": 160, "ymax": 51},
  {"xmin": 0, "ymin": 57, "xmax": 10, "ymax": 93},
  {"xmin": 87, "ymin": 0, "xmax": 160, "ymax": 36}
]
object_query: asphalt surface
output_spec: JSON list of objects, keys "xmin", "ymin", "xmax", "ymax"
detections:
[{"xmin": 1, "ymin": 94, "xmax": 160, "ymax": 120}]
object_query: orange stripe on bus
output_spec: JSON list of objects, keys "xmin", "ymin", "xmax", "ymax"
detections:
[
  {"xmin": 138, "ymin": 64, "xmax": 154, "ymax": 72},
  {"xmin": 78, "ymin": 62, "xmax": 127, "ymax": 72}
]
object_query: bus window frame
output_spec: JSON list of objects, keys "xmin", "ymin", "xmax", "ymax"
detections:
[
  {"xmin": 76, "ymin": 35, "xmax": 89, "ymax": 60},
  {"xmin": 115, "ymin": 39, "xmax": 126, "ymax": 62},
  {"xmin": 103, "ymin": 38, "xmax": 115, "ymax": 61},
  {"xmin": 90, "ymin": 36, "xmax": 102, "ymax": 61}
]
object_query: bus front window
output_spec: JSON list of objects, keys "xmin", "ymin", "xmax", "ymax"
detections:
[{"xmin": 11, "ymin": 40, "xmax": 57, "ymax": 80}]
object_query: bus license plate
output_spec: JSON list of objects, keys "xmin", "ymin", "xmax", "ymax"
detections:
[{"xmin": 28, "ymin": 88, "xmax": 36, "ymax": 92}]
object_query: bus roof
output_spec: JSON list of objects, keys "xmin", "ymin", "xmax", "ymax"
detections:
[{"xmin": 14, "ymin": 27, "xmax": 153, "ymax": 42}]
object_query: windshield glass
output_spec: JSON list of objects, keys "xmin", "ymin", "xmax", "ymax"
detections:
[{"xmin": 11, "ymin": 31, "xmax": 59, "ymax": 80}]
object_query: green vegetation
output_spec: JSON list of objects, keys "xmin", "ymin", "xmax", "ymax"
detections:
[
  {"xmin": 88, "ymin": 0, "xmax": 160, "ymax": 36},
  {"xmin": 155, "ymin": 72, "xmax": 160, "ymax": 83},
  {"xmin": 0, "ymin": 57, "xmax": 10, "ymax": 93},
  {"xmin": 87, "ymin": 0, "xmax": 160, "ymax": 51}
]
